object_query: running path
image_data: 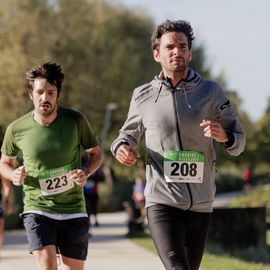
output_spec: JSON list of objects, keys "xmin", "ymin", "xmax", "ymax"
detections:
[
  {"xmin": 2, "ymin": 191, "xmax": 240, "ymax": 269},
  {"xmin": 85, "ymin": 211, "xmax": 163, "ymax": 269},
  {"xmin": 1, "ymin": 212, "xmax": 163, "ymax": 270}
]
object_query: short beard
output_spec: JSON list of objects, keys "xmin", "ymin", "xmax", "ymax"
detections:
[
  {"xmin": 37, "ymin": 105, "xmax": 57, "ymax": 118},
  {"xmin": 172, "ymin": 63, "xmax": 188, "ymax": 73}
]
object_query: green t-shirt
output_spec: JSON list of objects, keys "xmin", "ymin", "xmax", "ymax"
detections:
[{"xmin": 1, "ymin": 107, "xmax": 98, "ymax": 214}]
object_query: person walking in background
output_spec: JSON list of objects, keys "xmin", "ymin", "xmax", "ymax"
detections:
[
  {"xmin": 132, "ymin": 176, "xmax": 145, "ymax": 217},
  {"xmin": 0, "ymin": 62, "xmax": 103, "ymax": 270},
  {"xmin": 84, "ymin": 171, "xmax": 100, "ymax": 228},
  {"xmin": 0, "ymin": 175, "xmax": 12, "ymax": 260},
  {"xmin": 111, "ymin": 20, "xmax": 246, "ymax": 270},
  {"xmin": 242, "ymin": 167, "xmax": 253, "ymax": 190}
]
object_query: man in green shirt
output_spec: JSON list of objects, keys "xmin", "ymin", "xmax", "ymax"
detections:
[{"xmin": 0, "ymin": 62, "xmax": 103, "ymax": 270}]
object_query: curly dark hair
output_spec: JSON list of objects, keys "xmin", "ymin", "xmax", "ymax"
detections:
[
  {"xmin": 25, "ymin": 62, "xmax": 64, "ymax": 96},
  {"xmin": 151, "ymin": 20, "xmax": 195, "ymax": 51}
]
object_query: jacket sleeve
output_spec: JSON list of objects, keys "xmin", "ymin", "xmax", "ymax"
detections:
[
  {"xmin": 110, "ymin": 91, "xmax": 145, "ymax": 156},
  {"xmin": 214, "ymin": 85, "xmax": 246, "ymax": 156}
]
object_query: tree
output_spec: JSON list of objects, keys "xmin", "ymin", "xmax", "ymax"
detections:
[{"xmin": 253, "ymin": 97, "xmax": 270, "ymax": 169}]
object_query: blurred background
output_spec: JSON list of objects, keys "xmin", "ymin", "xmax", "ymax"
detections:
[{"xmin": 0, "ymin": 0, "xmax": 269, "ymax": 268}]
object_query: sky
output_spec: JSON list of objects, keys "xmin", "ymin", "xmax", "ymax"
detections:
[{"xmin": 109, "ymin": 0, "xmax": 270, "ymax": 122}]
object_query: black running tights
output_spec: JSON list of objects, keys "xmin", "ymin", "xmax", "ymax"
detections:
[{"xmin": 147, "ymin": 204, "xmax": 211, "ymax": 270}]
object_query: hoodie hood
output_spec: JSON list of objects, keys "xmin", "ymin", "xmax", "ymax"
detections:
[{"xmin": 151, "ymin": 68, "xmax": 201, "ymax": 91}]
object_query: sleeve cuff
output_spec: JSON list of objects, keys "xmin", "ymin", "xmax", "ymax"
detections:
[{"xmin": 224, "ymin": 132, "xmax": 235, "ymax": 148}]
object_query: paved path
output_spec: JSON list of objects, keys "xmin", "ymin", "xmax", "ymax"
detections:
[
  {"xmin": 1, "ymin": 212, "xmax": 163, "ymax": 270},
  {"xmin": 1, "ymin": 191, "xmax": 242, "ymax": 269}
]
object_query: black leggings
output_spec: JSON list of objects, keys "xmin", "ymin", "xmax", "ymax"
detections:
[{"xmin": 147, "ymin": 204, "xmax": 211, "ymax": 270}]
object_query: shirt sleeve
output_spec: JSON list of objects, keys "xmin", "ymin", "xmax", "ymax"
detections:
[
  {"xmin": 110, "ymin": 91, "xmax": 145, "ymax": 156},
  {"xmin": 214, "ymin": 84, "xmax": 246, "ymax": 156},
  {"xmin": 1, "ymin": 123, "xmax": 19, "ymax": 157},
  {"xmin": 77, "ymin": 112, "xmax": 99, "ymax": 150}
]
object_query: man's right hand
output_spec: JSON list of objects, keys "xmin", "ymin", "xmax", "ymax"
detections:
[
  {"xmin": 115, "ymin": 144, "xmax": 140, "ymax": 166},
  {"xmin": 11, "ymin": 165, "xmax": 27, "ymax": 186}
]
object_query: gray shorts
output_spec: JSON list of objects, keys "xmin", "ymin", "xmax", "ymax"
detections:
[{"xmin": 22, "ymin": 213, "xmax": 89, "ymax": 260}]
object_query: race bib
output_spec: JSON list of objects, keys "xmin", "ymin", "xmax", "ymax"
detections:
[
  {"xmin": 164, "ymin": 150, "xmax": 204, "ymax": 183},
  {"xmin": 38, "ymin": 164, "xmax": 74, "ymax": 196}
]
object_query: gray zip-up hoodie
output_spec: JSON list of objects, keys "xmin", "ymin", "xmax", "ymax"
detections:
[{"xmin": 111, "ymin": 68, "xmax": 246, "ymax": 212}]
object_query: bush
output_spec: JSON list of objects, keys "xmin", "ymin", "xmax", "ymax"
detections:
[{"xmin": 215, "ymin": 172, "xmax": 243, "ymax": 193}]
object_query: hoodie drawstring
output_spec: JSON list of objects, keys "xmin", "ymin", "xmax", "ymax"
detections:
[
  {"xmin": 182, "ymin": 86, "xmax": 192, "ymax": 109},
  {"xmin": 155, "ymin": 83, "xmax": 163, "ymax": 103}
]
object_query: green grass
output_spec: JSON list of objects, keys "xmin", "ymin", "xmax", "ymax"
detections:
[
  {"xmin": 201, "ymin": 253, "xmax": 270, "ymax": 270},
  {"xmin": 131, "ymin": 234, "xmax": 270, "ymax": 270}
]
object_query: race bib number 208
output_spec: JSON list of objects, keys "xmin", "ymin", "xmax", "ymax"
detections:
[{"xmin": 164, "ymin": 150, "xmax": 204, "ymax": 183}]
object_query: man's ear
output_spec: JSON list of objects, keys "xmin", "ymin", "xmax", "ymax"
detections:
[
  {"xmin": 189, "ymin": 51, "xmax": 192, "ymax": 62},
  {"xmin": 29, "ymin": 91, "xmax": 33, "ymax": 101},
  {"xmin": 153, "ymin": 50, "xmax": 160, "ymax": 63}
]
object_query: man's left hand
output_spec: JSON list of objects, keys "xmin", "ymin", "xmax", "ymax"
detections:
[
  {"xmin": 200, "ymin": 119, "xmax": 228, "ymax": 143},
  {"xmin": 70, "ymin": 169, "xmax": 88, "ymax": 187}
]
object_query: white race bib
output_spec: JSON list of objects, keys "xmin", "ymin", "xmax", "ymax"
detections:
[
  {"xmin": 164, "ymin": 150, "xmax": 204, "ymax": 183},
  {"xmin": 38, "ymin": 164, "xmax": 74, "ymax": 196}
]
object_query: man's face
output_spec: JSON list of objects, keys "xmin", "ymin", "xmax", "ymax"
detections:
[
  {"xmin": 153, "ymin": 31, "xmax": 192, "ymax": 75},
  {"xmin": 29, "ymin": 77, "xmax": 58, "ymax": 117}
]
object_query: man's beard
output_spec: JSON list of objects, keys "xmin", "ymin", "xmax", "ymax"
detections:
[
  {"xmin": 38, "ymin": 103, "xmax": 56, "ymax": 117},
  {"xmin": 171, "ymin": 63, "xmax": 188, "ymax": 73}
]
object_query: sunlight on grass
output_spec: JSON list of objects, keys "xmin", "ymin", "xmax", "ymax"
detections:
[
  {"xmin": 131, "ymin": 234, "xmax": 270, "ymax": 270},
  {"xmin": 201, "ymin": 252, "xmax": 270, "ymax": 270}
]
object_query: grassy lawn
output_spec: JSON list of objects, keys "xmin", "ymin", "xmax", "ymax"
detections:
[{"xmin": 131, "ymin": 234, "xmax": 270, "ymax": 270}]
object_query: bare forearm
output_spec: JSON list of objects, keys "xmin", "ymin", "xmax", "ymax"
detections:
[
  {"xmin": 1, "ymin": 178, "xmax": 12, "ymax": 198},
  {"xmin": 83, "ymin": 146, "xmax": 104, "ymax": 177},
  {"xmin": 0, "ymin": 162, "xmax": 15, "ymax": 181}
]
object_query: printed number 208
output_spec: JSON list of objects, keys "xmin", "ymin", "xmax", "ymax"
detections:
[{"xmin": 171, "ymin": 162, "xmax": 197, "ymax": 177}]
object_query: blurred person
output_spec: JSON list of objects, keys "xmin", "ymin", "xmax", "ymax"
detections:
[
  {"xmin": 123, "ymin": 176, "xmax": 146, "ymax": 236},
  {"xmin": 242, "ymin": 167, "xmax": 253, "ymax": 190},
  {"xmin": 111, "ymin": 20, "xmax": 245, "ymax": 270},
  {"xmin": 84, "ymin": 171, "xmax": 100, "ymax": 227},
  {"xmin": 0, "ymin": 62, "xmax": 103, "ymax": 270},
  {"xmin": 132, "ymin": 176, "xmax": 145, "ymax": 217},
  {"xmin": 0, "ymin": 176, "xmax": 12, "ymax": 260}
]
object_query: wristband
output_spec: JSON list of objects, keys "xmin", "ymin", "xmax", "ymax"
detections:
[{"xmin": 82, "ymin": 167, "xmax": 91, "ymax": 177}]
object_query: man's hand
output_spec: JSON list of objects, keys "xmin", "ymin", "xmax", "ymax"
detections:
[
  {"xmin": 200, "ymin": 119, "xmax": 228, "ymax": 143},
  {"xmin": 116, "ymin": 144, "xmax": 140, "ymax": 166},
  {"xmin": 71, "ymin": 169, "xmax": 88, "ymax": 187},
  {"xmin": 11, "ymin": 165, "xmax": 27, "ymax": 186}
]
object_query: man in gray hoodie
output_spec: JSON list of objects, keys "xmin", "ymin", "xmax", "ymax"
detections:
[{"xmin": 111, "ymin": 20, "xmax": 245, "ymax": 270}]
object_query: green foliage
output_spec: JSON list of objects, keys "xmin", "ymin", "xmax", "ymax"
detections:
[
  {"xmin": 215, "ymin": 172, "xmax": 243, "ymax": 193},
  {"xmin": 229, "ymin": 184, "xmax": 270, "ymax": 221},
  {"xmin": 230, "ymin": 184, "xmax": 270, "ymax": 208},
  {"xmin": 0, "ymin": 0, "xmax": 156, "ymax": 144}
]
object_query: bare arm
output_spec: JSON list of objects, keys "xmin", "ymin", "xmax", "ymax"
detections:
[
  {"xmin": 0, "ymin": 154, "xmax": 27, "ymax": 186},
  {"xmin": 1, "ymin": 177, "xmax": 13, "ymax": 214},
  {"xmin": 70, "ymin": 146, "xmax": 104, "ymax": 187}
]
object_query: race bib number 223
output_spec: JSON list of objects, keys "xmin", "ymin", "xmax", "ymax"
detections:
[{"xmin": 38, "ymin": 164, "xmax": 74, "ymax": 196}]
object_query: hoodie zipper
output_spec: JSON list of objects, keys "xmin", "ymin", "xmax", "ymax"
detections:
[{"xmin": 171, "ymin": 87, "xmax": 193, "ymax": 210}]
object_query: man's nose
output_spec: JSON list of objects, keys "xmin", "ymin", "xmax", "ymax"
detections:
[
  {"xmin": 173, "ymin": 46, "xmax": 181, "ymax": 55},
  {"xmin": 41, "ymin": 92, "xmax": 49, "ymax": 100}
]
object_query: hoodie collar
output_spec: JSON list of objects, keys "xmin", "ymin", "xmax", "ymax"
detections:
[{"xmin": 151, "ymin": 68, "xmax": 201, "ymax": 91}]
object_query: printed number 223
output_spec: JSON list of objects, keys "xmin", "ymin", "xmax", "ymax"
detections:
[{"xmin": 45, "ymin": 176, "xmax": 68, "ymax": 190}]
